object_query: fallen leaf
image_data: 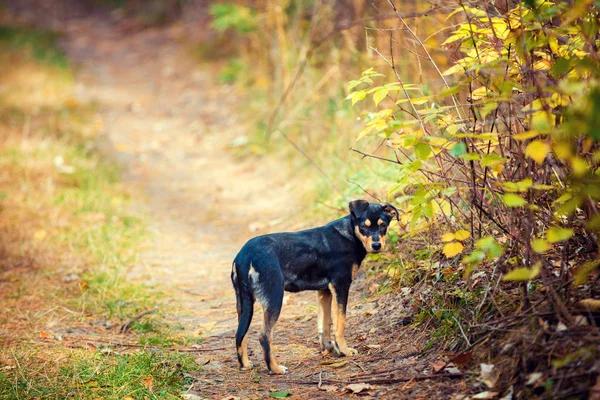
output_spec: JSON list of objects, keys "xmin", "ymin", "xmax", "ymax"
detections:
[
  {"xmin": 472, "ymin": 391, "xmax": 499, "ymax": 399},
  {"xmin": 344, "ymin": 383, "xmax": 373, "ymax": 394},
  {"xmin": 431, "ymin": 360, "xmax": 446, "ymax": 373},
  {"xmin": 269, "ymin": 391, "xmax": 291, "ymax": 398},
  {"xmin": 526, "ymin": 372, "xmax": 543, "ymax": 386},
  {"xmin": 195, "ymin": 357, "xmax": 211, "ymax": 365},
  {"xmin": 445, "ymin": 366, "xmax": 461, "ymax": 374},
  {"xmin": 449, "ymin": 352, "xmax": 473, "ymax": 366},
  {"xmin": 318, "ymin": 384, "xmax": 338, "ymax": 392},
  {"xmin": 578, "ymin": 298, "xmax": 600, "ymax": 312},
  {"xmin": 39, "ymin": 331, "xmax": 51, "ymax": 339},
  {"xmin": 220, "ymin": 397, "xmax": 240, "ymax": 400},
  {"xmin": 327, "ymin": 361, "xmax": 348, "ymax": 368},
  {"xmin": 181, "ymin": 394, "xmax": 204, "ymax": 400},
  {"xmin": 480, "ymin": 364, "xmax": 499, "ymax": 388},
  {"xmin": 143, "ymin": 377, "xmax": 153, "ymax": 391},
  {"xmin": 366, "ymin": 344, "xmax": 381, "ymax": 349},
  {"xmin": 319, "ymin": 359, "xmax": 348, "ymax": 368}
]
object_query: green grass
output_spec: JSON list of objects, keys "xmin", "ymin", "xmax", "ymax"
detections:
[
  {"xmin": 0, "ymin": 348, "xmax": 200, "ymax": 399},
  {"xmin": 0, "ymin": 23, "xmax": 198, "ymax": 399},
  {"xmin": 0, "ymin": 25, "xmax": 69, "ymax": 69}
]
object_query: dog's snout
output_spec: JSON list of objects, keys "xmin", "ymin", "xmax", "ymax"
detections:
[{"xmin": 372, "ymin": 242, "xmax": 382, "ymax": 251}]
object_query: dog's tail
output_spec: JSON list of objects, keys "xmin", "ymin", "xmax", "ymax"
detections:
[{"xmin": 232, "ymin": 261, "xmax": 254, "ymax": 354}]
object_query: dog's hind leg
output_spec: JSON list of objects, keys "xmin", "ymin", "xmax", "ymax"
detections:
[
  {"xmin": 317, "ymin": 289, "xmax": 333, "ymax": 350},
  {"xmin": 253, "ymin": 266, "xmax": 287, "ymax": 375},
  {"xmin": 233, "ymin": 264, "xmax": 254, "ymax": 370},
  {"xmin": 259, "ymin": 299, "xmax": 287, "ymax": 374}
]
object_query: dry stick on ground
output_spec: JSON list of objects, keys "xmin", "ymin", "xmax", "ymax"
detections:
[
  {"xmin": 283, "ymin": 371, "xmax": 464, "ymax": 386},
  {"xmin": 119, "ymin": 308, "xmax": 158, "ymax": 333}
]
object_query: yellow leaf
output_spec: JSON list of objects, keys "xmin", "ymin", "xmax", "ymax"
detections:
[
  {"xmin": 531, "ymin": 239, "xmax": 550, "ymax": 253},
  {"xmin": 441, "ymin": 233, "xmax": 455, "ymax": 242},
  {"xmin": 513, "ymin": 131, "xmax": 540, "ymax": 141},
  {"xmin": 502, "ymin": 193, "xmax": 527, "ymax": 207},
  {"xmin": 503, "ymin": 262, "xmax": 541, "ymax": 281},
  {"xmin": 571, "ymin": 157, "xmax": 589, "ymax": 176},
  {"xmin": 547, "ymin": 227, "xmax": 574, "ymax": 243},
  {"xmin": 525, "ymin": 141, "xmax": 551, "ymax": 164},
  {"xmin": 454, "ymin": 230, "xmax": 470, "ymax": 241},
  {"xmin": 471, "ymin": 86, "xmax": 488, "ymax": 100},
  {"xmin": 373, "ymin": 88, "xmax": 389, "ymax": 106},
  {"xmin": 443, "ymin": 242, "xmax": 464, "ymax": 258},
  {"xmin": 442, "ymin": 64, "xmax": 464, "ymax": 76}
]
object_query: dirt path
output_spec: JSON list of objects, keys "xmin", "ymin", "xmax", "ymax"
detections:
[
  {"xmin": 4, "ymin": 6, "xmax": 429, "ymax": 398},
  {"xmin": 57, "ymin": 12, "xmax": 350, "ymax": 399}
]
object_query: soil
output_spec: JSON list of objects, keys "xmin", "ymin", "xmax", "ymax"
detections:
[{"xmin": 4, "ymin": 3, "xmax": 465, "ymax": 399}]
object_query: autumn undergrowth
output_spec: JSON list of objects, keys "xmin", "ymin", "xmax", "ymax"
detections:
[
  {"xmin": 205, "ymin": 1, "xmax": 599, "ymax": 397},
  {"xmin": 0, "ymin": 23, "xmax": 200, "ymax": 399}
]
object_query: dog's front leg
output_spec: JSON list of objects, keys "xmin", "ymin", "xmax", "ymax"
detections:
[
  {"xmin": 328, "ymin": 283, "xmax": 358, "ymax": 356},
  {"xmin": 317, "ymin": 289, "xmax": 333, "ymax": 350}
]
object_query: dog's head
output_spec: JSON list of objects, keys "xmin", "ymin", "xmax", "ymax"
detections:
[{"xmin": 349, "ymin": 200, "xmax": 398, "ymax": 253}]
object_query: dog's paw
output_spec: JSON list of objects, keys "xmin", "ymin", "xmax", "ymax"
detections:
[
  {"xmin": 331, "ymin": 341, "xmax": 358, "ymax": 357},
  {"xmin": 320, "ymin": 336, "xmax": 333, "ymax": 351},
  {"xmin": 268, "ymin": 365, "xmax": 288, "ymax": 375},
  {"xmin": 240, "ymin": 361, "xmax": 254, "ymax": 371}
]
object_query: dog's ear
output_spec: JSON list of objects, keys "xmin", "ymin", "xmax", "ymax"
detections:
[
  {"xmin": 381, "ymin": 202, "xmax": 400, "ymax": 222},
  {"xmin": 349, "ymin": 200, "xmax": 369, "ymax": 218}
]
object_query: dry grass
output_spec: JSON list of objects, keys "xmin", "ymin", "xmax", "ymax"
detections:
[{"xmin": 0, "ymin": 23, "xmax": 202, "ymax": 399}]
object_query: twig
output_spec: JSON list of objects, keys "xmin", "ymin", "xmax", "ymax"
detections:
[
  {"xmin": 120, "ymin": 308, "xmax": 158, "ymax": 333},
  {"xmin": 283, "ymin": 371, "xmax": 464, "ymax": 386},
  {"xmin": 452, "ymin": 316, "xmax": 472, "ymax": 347}
]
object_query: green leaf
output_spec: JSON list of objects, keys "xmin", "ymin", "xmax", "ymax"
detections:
[
  {"xmin": 347, "ymin": 80, "xmax": 362, "ymax": 92},
  {"xmin": 450, "ymin": 142, "xmax": 467, "ymax": 157},
  {"xmin": 503, "ymin": 262, "xmax": 541, "ymax": 281},
  {"xmin": 502, "ymin": 193, "xmax": 527, "ymax": 207},
  {"xmin": 415, "ymin": 143, "xmax": 432, "ymax": 160},
  {"xmin": 546, "ymin": 227, "xmax": 574, "ymax": 243},
  {"xmin": 373, "ymin": 87, "xmax": 389, "ymax": 106},
  {"xmin": 480, "ymin": 154, "xmax": 506, "ymax": 167},
  {"xmin": 270, "ymin": 391, "xmax": 292, "ymax": 398}
]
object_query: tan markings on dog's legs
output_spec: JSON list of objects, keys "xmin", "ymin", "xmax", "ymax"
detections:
[
  {"xmin": 238, "ymin": 335, "xmax": 252, "ymax": 369},
  {"xmin": 328, "ymin": 283, "xmax": 358, "ymax": 356},
  {"xmin": 351, "ymin": 263, "xmax": 360, "ymax": 280},
  {"xmin": 317, "ymin": 289, "xmax": 332, "ymax": 350},
  {"xmin": 364, "ymin": 219, "xmax": 371, "ymax": 227},
  {"xmin": 354, "ymin": 226, "xmax": 373, "ymax": 252},
  {"xmin": 260, "ymin": 312, "xmax": 287, "ymax": 374}
]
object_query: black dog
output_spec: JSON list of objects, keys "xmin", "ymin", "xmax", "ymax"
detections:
[{"xmin": 231, "ymin": 200, "xmax": 398, "ymax": 374}]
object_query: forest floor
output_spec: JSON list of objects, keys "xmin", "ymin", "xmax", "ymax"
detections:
[{"xmin": 1, "ymin": 3, "xmax": 480, "ymax": 399}]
